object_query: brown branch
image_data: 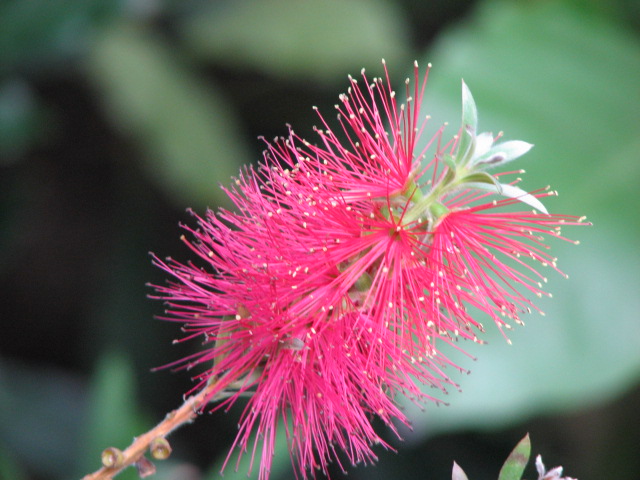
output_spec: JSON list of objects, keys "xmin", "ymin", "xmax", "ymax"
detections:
[{"xmin": 82, "ymin": 380, "xmax": 219, "ymax": 480}]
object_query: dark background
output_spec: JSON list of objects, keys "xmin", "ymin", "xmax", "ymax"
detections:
[{"xmin": 1, "ymin": 1, "xmax": 639, "ymax": 479}]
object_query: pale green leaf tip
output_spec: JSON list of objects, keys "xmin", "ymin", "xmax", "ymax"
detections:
[
  {"xmin": 461, "ymin": 79, "xmax": 478, "ymax": 132},
  {"xmin": 452, "ymin": 461, "xmax": 470, "ymax": 480},
  {"xmin": 498, "ymin": 183, "xmax": 549, "ymax": 214},
  {"xmin": 471, "ymin": 140, "xmax": 534, "ymax": 169}
]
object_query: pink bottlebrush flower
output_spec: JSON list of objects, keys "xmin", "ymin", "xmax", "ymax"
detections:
[
  {"xmin": 151, "ymin": 189, "xmax": 451, "ymax": 478},
  {"xmin": 429, "ymin": 187, "xmax": 584, "ymax": 339},
  {"xmin": 151, "ymin": 61, "xmax": 587, "ymax": 479},
  {"xmin": 259, "ymin": 62, "xmax": 587, "ymax": 351}
]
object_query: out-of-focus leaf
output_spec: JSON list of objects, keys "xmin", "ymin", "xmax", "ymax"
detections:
[
  {"xmin": 498, "ymin": 434, "xmax": 530, "ymax": 480},
  {"xmin": 0, "ymin": 79, "xmax": 48, "ymax": 162},
  {"xmin": 88, "ymin": 23, "xmax": 250, "ymax": 209},
  {"xmin": 0, "ymin": 0, "xmax": 122, "ymax": 74},
  {"xmin": 471, "ymin": 140, "xmax": 533, "ymax": 169},
  {"xmin": 402, "ymin": 0, "xmax": 640, "ymax": 439},
  {"xmin": 0, "ymin": 441, "xmax": 28, "ymax": 480},
  {"xmin": 151, "ymin": 461, "xmax": 203, "ymax": 480},
  {"xmin": 75, "ymin": 351, "xmax": 147, "ymax": 480},
  {"xmin": 452, "ymin": 461, "xmax": 470, "ymax": 480},
  {"xmin": 180, "ymin": 0, "xmax": 410, "ymax": 83},
  {"xmin": 456, "ymin": 81, "xmax": 477, "ymax": 164},
  {"xmin": 0, "ymin": 358, "xmax": 86, "ymax": 478}
]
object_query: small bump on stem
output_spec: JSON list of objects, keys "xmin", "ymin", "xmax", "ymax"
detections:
[
  {"xmin": 150, "ymin": 437, "xmax": 172, "ymax": 460},
  {"xmin": 135, "ymin": 456, "xmax": 156, "ymax": 478},
  {"xmin": 101, "ymin": 447, "xmax": 124, "ymax": 469}
]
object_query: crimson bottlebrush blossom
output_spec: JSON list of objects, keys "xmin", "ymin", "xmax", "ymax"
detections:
[{"xmin": 151, "ymin": 61, "xmax": 587, "ymax": 479}]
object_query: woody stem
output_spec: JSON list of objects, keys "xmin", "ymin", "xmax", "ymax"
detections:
[{"xmin": 82, "ymin": 379, "xmax": 220, "ymax": 480}]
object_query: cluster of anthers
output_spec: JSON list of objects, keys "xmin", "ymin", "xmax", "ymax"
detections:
[{"xmin": 151, "ymin": 60, "xmax": 588, "ymax": 479}]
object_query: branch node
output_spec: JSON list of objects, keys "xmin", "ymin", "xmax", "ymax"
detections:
[
  {"xmin": 101, "ymin": 447, "xmax": 124, "ymax": 469},
  {"xmin": 150, "ymin": 437, "xmax": 172, "ymax": 460}
]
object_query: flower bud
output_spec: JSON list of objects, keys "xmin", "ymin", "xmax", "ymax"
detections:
[
  {"xmin": 150, "ymin": 437, "xmax": 172, "ymax": 460},
  {"xmin": 101, "ymin": 447, "xmax": 124, "ymax": 468}
]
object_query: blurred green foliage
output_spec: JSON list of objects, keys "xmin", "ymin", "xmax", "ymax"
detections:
[
  {"xmin": 0, "ymin": 0, "xmax": 122, "ymax": 73},
  {"xmin": 75, "ymin": 352, "xmax": 148, "ymax": 479},
  {"xmin": 179, "ymin": 0, "xmax": 411, "ymax": 82},
  {"xmin": 404, "ymin": 0, "xmax": 640, "ymax": 436},
  {"xmin": 88, "ymin": 22, "xmax": 250, "ymax": 208},
  {"xmin": 0, "ymin": 0, "xmax": 638, "ymax": 479}
]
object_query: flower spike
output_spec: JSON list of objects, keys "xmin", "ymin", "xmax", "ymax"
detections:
[{"xmin": 151, "ymin": 61, "xmax": 588, "ymax": 479}]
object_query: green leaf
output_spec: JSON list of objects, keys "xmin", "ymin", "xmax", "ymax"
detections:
[
  {"xmin": 179, "ymin": 0, "xmax": 410, "ymax": 83},
  {"xmin": 443, "ymin": 153, "xmax": 457, "ymax": 170},
  {"xmin": 455, "ymin": 80, "xmax": 478, "ymax": 165},
  {"xmin": 465, "ymin": 181, "xmax": 549, "ymax": 214},
  {"xmin": 472, "ymin": 131, "xmax": 495, "ymax": 157},
  {"xmin": 498, "ymin": 434, "xmax": 531, "ymax": 480},
  {"xmin": 452, "ymin": 461, "xmax": 470, "ymax": 480},
  {"xmin": 87, "ymin": 23, "xmax": 250, "ymax": 209},
  {"xmin": 471, "ymin": 140, "xmax": 533, "ymax": 168},
  {"xmin": 459, "ymin": 171, "xmax": 499, "ymax": 187}
]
